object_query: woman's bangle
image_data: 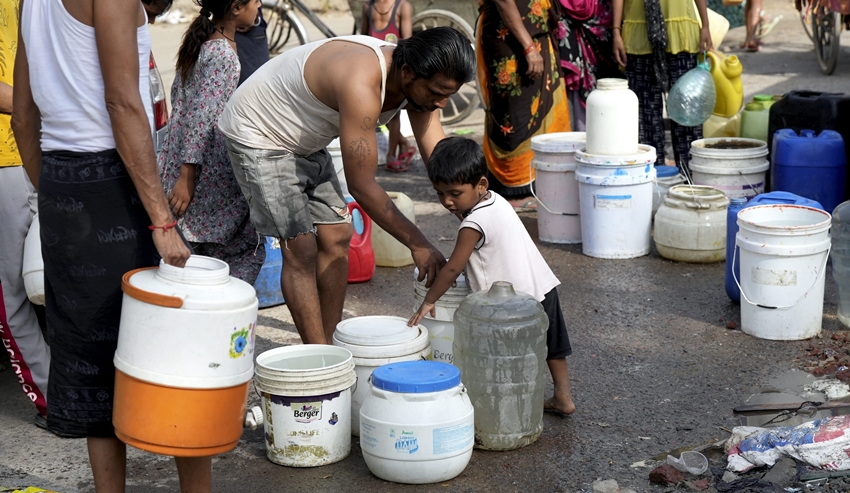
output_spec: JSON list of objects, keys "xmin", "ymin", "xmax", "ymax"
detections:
[
  {"xmin": 148, "ymin": 219, "xmax": 179, "ymax": 232},
  {"xmin": 613, "ymin": 26, "xmax": 621, "ymax": 30},
  {"xmin": 523, "ymin": 43, "xmax": 535, "ymax": 56}
]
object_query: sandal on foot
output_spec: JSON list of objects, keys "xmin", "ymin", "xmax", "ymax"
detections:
[
  {"xmin": 398, "ymin": 150, "xmax": 415, "ymax": 166},
  {"xmin": 757, "ymin": 15, "xmax": 782, "ymax": 39},
  {"xmin": 386, "ymin": 159, "xmax": 409, "ymax": 172}
]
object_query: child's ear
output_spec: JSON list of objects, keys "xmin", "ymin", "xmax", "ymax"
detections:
[{"xmin": 477, "ymin": 176, "xmax": 489, "ymax": 191}]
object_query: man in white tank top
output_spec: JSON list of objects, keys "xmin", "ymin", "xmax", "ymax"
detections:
[{"xmin": 220, "ymin": 27, "xmax": 475, "ymax": 346}]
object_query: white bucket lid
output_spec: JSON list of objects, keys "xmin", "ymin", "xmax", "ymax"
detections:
[
  {"xmin": 690, "ymin": 138, "xmax": 768, "ymax": 159},
  {"xmin": 335, "ymin": 316, "xmax": 421, "ymax": 346},
  {"xmin": 574, "ymin": 144, "xmax": 657, "ymax": 166},
  {"xmin": 530, "ymin": 132, "xmax": 587, "ymax": 153},
  {"xmin": 413, "ymin": 267, "xmax": 469, "ymax": 291}
]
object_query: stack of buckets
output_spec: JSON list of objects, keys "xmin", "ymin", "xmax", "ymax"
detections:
[{"xmin": 576, "ymin": 78, "xmax": 657, "ymax": 259}]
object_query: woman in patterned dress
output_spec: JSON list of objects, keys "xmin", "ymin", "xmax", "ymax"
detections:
[
  {"xmin": 158, "ymin": 0, "xmax": 264, "ymax": 283},
  {"xmin": 477, "ymin": 0, "xmax": 571, "ymax": 208}
]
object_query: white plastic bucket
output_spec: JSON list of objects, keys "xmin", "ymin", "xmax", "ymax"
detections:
[
  {"xmin": 735, "ymin": 205, "xmax": 832, "ymax": 340},
  {"xmin": 22, "ymin": 213, "xmax": 44, "ymax": 305},
  {"xmin": 530, "ymin": 132, "xmax": 586, "ymax": 244},
  {"xmin": 360, "ymin": 361, "xmax": 474, "ymax": 484},
  {"xmin": 575, "ymin": 145, "xmax": 657, "ymax": 259},
  {"xmin": 254, "ymin": 345, "xmax": 357, "ymax": 467},
  {"xmin": 332, "ymin": 316, "xmax": 431, "ymax": 436},
  {"xmin": 412, "ymin": 268, "xmax": 470, "ymax": 364},
  {"xmin": 327, "ymin": 138, "xmax": 349, "ymax": 198},
  {"xmin": 652, "ymin": 171, "xmax": 686, "ymax": 218},
  {"xmin": 689, "ymin": 138, "xmax": 769, "ymax": 200}
]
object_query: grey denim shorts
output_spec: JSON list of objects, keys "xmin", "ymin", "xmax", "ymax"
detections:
[{"xmin": 225, "ymin": 137, "xmax": 350, "ymax": 240}]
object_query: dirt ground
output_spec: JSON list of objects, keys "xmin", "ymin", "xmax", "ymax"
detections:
[{"xmin": 3, "ymin": 1, "xmax": 850, "ymax": 492}]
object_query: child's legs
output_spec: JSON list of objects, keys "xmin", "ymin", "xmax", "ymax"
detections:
[
  {"xmin": 626, "ymin": 54, "xmax": 665, "ymax": 165},
  {"xmin": 666, "ymin": 52, "xmax": 703, "ymax": 172},
  {"xmin": 542, "ymin": 288, "xmax": 575, "ymax": 413}
]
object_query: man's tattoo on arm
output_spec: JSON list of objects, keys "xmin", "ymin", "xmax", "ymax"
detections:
[
  {"xmin": 360, "ymin": 117, "xmax": 372, "ymax": 131},
  {"xmin": 349, "ymin": 137, "xmax": 371, "ymax": 170}
]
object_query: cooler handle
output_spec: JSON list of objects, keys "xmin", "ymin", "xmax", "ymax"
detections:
[{"xmin": 121, "ymin": 267, "xmax": 184, "ymax": 308}]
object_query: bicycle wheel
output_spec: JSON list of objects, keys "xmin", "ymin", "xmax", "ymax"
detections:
[
  {"xmin": 812, "ymin": 9, "xmax": 841, "ymax": 75},
  {"xmin": 799, "ymin": 0, "xmax": 814, "ymax": 42},
  {"xmin": 265, "ymin": 3, "xmax": 309, "ymax": 54},
  {"xmin": 411, "ymin": 10, "xmax": 480, "ymax": 126}
]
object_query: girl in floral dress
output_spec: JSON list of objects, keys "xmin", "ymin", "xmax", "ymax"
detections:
[
  {"xmin": 158, "ymin": 0, "xmax": 264, "ymax": 283},
  {"xmin": 477, "ymin": 0, "xmax": 571, "ymax": 208}
]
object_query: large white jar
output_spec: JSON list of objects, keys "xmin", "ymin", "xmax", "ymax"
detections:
[
  {"xmin": 360, "ymin": 361, "xmax": 474, "ymax": 484},
  {"xmin": 585, "ymin": 78, "xmax": 639, "ymax": 155},
  {"xmin": 654, "ymin": 185, "xmax": 730, "ymax": 263}
]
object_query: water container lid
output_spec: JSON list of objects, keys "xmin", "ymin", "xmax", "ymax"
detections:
[
  {"xmin": 655, "ymin": 166, "xmax": 680, "ymax": 178},
  {"xmin": 753, "ymin": 94, "xmax": 773, "ymax": 102},
  {"xmin": 530, "ymin": 132, "xmax": 586, "ymax": 153},
  {"xmin": 335, "ymin": 316, "xmax": 420, "ymax": 346},
  {"xmin": 745, "ymin": 191, "xmax": 825, "ymax": 211},
  {"xmin": 371, "ymin": 361, "xmax": 461, "ymax": 393}
]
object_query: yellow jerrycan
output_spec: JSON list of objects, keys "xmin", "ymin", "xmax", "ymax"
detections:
[{"xmin": 706, "ymin": 51, "xmax": 743, "ymax": 117}]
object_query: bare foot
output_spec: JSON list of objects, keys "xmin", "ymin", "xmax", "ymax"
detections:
[{"xmin": 544, "ymin": 395, "xmax": 576, "ymax": 416}]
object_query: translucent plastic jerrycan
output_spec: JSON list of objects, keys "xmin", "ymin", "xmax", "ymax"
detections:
[
  {"xmin": 371, "ymin": 192, "xmax": 415, "ymax": 267},
  {"xmin": 706, "ymin": 52, "xmax": 743, "ymax": 118},
  {"xmin": 740, "ymin": 102, "xmax": 769, "ymax": 143},
  {"xmin": 668, "ymin": 55, "xmax": 716, "ymax": 127},
  {"xmin": 831, "ymin": 201, "xmax": 850, "ymax": 328},
  {"xmin": 452, "ymin": 281, "xmax": 547, "ymax": 451}
]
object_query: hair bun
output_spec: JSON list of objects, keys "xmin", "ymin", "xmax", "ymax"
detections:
[{"xmin": 199, "ymin": 8, "xmax": 212, "ymax": 18}]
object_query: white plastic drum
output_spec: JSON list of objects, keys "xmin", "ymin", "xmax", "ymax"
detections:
[
  {"xmin": 736, "ymin": 205, "xmax": 832, "ymax": 340},
  {"xmin": 360, "ymin": 361, "xmax": 474, "ymax": 484},
  {"xmin": 530, "ymin": 132, "xmax": 586, "ymax": 244},
  {"xmin": 689, "ymin": 138, "xmax": 769, "ymax": 200},
  {"xmin": 575, "ymin": 145, "xmax": 657, "ymax": 259},
  {"xmin": 585, "ymin": 79, "xmax": 639, "ymax": 155},
  {"xmin": 332, "ymin": 316, "xmax": 431, "ymax": 436},
  {"xmin": 254, "ymin": 345, "xmax": 357, "ymax": 467},
  {"xmin": 654, "ymin": 185, "xmax": 730, "ymax": 263},
  {"xmin": 413, "ymin": 268, "xmax": 470, "ymax": 364}
]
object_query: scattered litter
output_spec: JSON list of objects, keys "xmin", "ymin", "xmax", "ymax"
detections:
[
  {"xmin": 595, "ymin": 422, "xmax": 611, "ymax": 427},
  {"xmin": 726, "ymin": 415, "xmax": 850, "ymax": 472},
  {"xmin": 0, "ymin": 488, "xmax": 59, "ymax": 493},
  {"xmin": 804, "ymin": 379, "xmax": 850, "ymax": 401},
  {"xmin": 649, "ymin": 464, "xmax": 684, "ymax": 485},
  {"xmin": 726, "ymin": 321, "xmax": 737, "ymax": 330},
  {"xmin": 630, "ymin": 460, "xmax": 652, "ymax": 468},
  {"xmin": 639, "ymin": 436, "xmax": 652, "ymax": 440},
  {"xmin": 667, "ymin": 451, "xmax": 708, "ymax": 475}
]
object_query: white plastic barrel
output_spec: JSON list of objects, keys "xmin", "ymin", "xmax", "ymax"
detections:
[
  {"xmin": 413, "ymin": 268, "xmax": 471, "ymax": 364},
  {"xmin": 371, "ymin": 192, "xmax": 415, "ymax": 267},
  {"xmin": 254, "ymin": 345, "xmax": 357, "ymax": 467},
  {"xmin": 654, "ymin": 185, "xmax": 730, "ymax": 263},
  {"xmin": 585, "ymin": 79, "xmax": 639, "ymax": 155},
  {"xmin": 689, "ymin": 138, "xmax": 769, "ymax": 200},
  {"xmin": 327, "ymin": 138, "xmax": 349, "ymax": 198},
  {"xmin": 530, "ymin": 132, "xmax": 586, "ymax": 244},
  {"xmin": 332, "ymin": 316, "xmax": 431, "ymax": 436},
  {"xmin": 22, "ymin": 213, "xmax": 44, "ymax": 305},
  {"xmin": 360, "ymin": 361, "xmax": 474, "ymax": 484},
  {"xmin": 735, "ymin": 205, "xmax": 832, "ymax": 340},
  {"xmin": 113, "ymin": 255, "xmax": 258, "ymax": 456},
  {"xmin": 575, "ymin": 145, "xmax": 657, "ymax": 259}
]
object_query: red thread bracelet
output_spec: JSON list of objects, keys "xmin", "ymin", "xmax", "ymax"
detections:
[
  {"xmin": 523, "ymin": 43, "xmax": 535, "ymax": 56},
  {"xmin": 148, "ymin": 219, "xmax": 179, "ymax": 232}
]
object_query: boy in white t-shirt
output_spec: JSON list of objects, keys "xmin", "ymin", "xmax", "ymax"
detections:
[{"xmin": 409, "ymin": 137, "xmax": 575, "ymax": 417}]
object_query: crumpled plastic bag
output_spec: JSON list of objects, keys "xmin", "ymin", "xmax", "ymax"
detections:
[
  {"xmin": 0, "ymin": 488, "xmax": 59, "ymax": 493},
  {"xmin": 726, "ymin": 415, "xmax": 850, "ymax": 473},
  {"xmin": 667, "ymin": 55, "xmax": 716, "ymax": 127}
]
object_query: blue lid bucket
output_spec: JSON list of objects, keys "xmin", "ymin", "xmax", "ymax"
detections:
[{"xmin": 372, "ymin": 361, "xmax": 461, "ymax": 393}]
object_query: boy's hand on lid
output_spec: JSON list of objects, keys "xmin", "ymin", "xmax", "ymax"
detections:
[{"xmin": 408, "ymin": 302, "xmax": 436, "ymax": 327}]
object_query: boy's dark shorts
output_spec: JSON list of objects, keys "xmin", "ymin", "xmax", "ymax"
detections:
[{"xmin": 542, "ymin": 287, "xmax": 572, "ymax": 360}]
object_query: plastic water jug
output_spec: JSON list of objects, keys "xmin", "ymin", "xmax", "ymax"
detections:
[
  {"xmin": 725, "ymin": 192, "xmax": 824, "ymax": 303},
  {"xmin": 667, "ymin": 56, "xmax": 716, "ymax": 127},
  {"xmin": 740, "ymin": 102, "xmax": 769, "ymax": 143},
  {"xmin": 767, "ymin": 91, "xmax": 850, "ymax": 192},
  {"xmin": 347, "ymin": 200, "xmax": 375, "ymax": 283},
  {"xmin": 113, "ymin": 255, "xmax": 258, "ymax": 456},
  {"xmin": 703, "ymin": 113, "xmax": 741, "ymax": 138},
  {"xmin": 772, "ymin": 129, "xmax": 846, "ymax": 212},
  {"xmin": 585, "ymin": 78, "xmax": 639, "ymax": 155},
  {"xmin": 371, "ymin": 192, "xmax": 415, "ymax": 267},
  {"xmin": 254, "ymin": 237, "xmax": 284, "ymax": 308},
  {"xmin": 452, "ymin": 281, "xmax": 547, "ymax": 451},
  {"xmin": 706, "ymin": 52, "xmax": 743, "ymax": 117},
  {"xmin": 831, "ymin": 201, "xmax": 850, "ymax": 328}
]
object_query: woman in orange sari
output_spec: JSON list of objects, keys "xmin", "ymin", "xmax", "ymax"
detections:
[{"xmin": 477, "ymin": 0, "xmax": 571, "ymax": 209}]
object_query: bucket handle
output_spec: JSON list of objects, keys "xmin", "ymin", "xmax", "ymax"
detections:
[
  {"xmin": 529, "ymin": 167, "xmax": 578, "ymax": 216},
  {"xmin": 732, "ymin": 243, "xmax": 831, "ymax": 310}
]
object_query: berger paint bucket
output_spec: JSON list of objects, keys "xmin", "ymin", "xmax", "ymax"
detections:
[
  {"xmin": 575, "ymin": 145, "xmax": 657, "ymax": 259},
  {"xmin": 735, "ymin": 205, "xmax": 832, "ymax": 340},
  {"xmin": 530, "ymin": 132, "xmax": 586, "ymax": 244},
  {"xmin": 689, "ymin": 138, "xmax": 769, "ymax": 200},
  {"xmin": 254, "ymin": 345, "xmax": 356, "ymax": 467}
]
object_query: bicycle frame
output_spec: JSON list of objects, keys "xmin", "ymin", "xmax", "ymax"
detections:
[{"xmin": 263, "ymin": 0, "xmax": 337, "ymax": 39}]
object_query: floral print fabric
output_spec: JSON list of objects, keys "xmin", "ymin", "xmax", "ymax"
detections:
[
  {"xmin": 477, "ymin": 0, "xmax": 571, "ymax": 194},
  {"xmin": 158, "ymin": 40, "xmax": 263, "ymax": 283},
  {"xmin": 558, "ymin": 0, "xmax": 616, "ymax": 103}
]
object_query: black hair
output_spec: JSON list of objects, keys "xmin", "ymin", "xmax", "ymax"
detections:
[
  {"xmin": 141, "ymin": 0, "xmax": 174, "ymax": 9},
  {"xmin": 392, "ymin": 27, "xmax": 476, "ymax": 84},
  {"xmin": 175, "ymin": 0, "xmax": 248, "ymax": 83},
  {"xmin": 427, "ymin": 137, "xmax": 487, "ymax": 186}
]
